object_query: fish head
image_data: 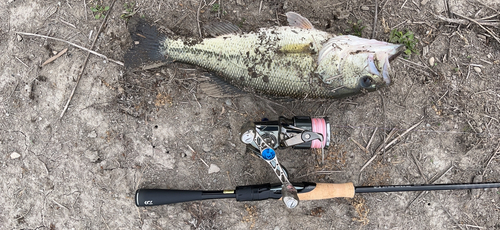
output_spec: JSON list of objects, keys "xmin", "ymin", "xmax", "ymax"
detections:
[{"xmin": 317, "ymin": 35, "xmax": 404, "ymax": 95}]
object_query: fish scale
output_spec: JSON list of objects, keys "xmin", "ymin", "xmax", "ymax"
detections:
[
  {"xmin": 125, "ymin": 12, "xmax": 403, "ymax": 99},
  {"xmin": 164, "ymin": 27, "xmax": 332, "ymax": 98}
]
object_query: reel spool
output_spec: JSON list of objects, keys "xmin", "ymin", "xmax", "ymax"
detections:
[{"xmin": 240, "ymin": 116, "xmax": 330, "ymax": 151}]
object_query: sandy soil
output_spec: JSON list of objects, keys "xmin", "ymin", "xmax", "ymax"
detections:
[{"xmin": 1, "ymin": 0, "xmax": 499, "ymax": 229}]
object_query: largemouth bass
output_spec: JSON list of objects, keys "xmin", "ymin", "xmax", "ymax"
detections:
[{"xmin": 125, "ymin": 12, "xmax": 404, "ymax": 98}]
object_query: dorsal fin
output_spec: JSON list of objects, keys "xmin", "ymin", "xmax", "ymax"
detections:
[
  {"xmin": 286, "ymin": 12, "xmax": 314, "ymax": 29},
  {"xmin": 203, "ymin": 21, "xmax": 242, "ymax": 37}
]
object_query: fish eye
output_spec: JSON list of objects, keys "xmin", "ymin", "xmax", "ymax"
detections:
[{"xmin": 360, "ymin": 76, "xmax": 373, "ymax": 88}]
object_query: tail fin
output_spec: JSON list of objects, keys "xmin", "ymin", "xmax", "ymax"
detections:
[{"xmin": 125, "ymin": 18, "xmax": 166, "ymax": 69}]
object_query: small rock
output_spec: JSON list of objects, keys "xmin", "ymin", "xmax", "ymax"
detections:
[
  {"xmin": 85, "ymin": 150, "xmax": 99, "ymax": 163},
  {"xmin": 477, "ymin": 34, "xmax": 486, "ymax": 40},
  {"xmin": 208, "ymin": 164, "xmax": 220, "ymax": 174},
  {"xmin": 225, "ymin": 99, "xmax": 232, "ymax": 106},
  {"xmin": 202, "ymin": 143, "xmax": 212, "ymax": 152},
  {"xmin": 16, "ymin": 34, "xmax": 23, "ymax": 42},
  {"xmin": 361, "ymin": 6, "xmax": 369, "ymax": 11},
  {"xmin": 421, "ymin": 0, "xmax": 430, "ymax": 5},
  {"xmin": 428, "ymin": 57, "xmax": 435, "ymax": 67},
  {"xmin": 183, "ymin": 148, "xmax": 193, "ymax": 157},
  {"xmin": 473, "ymin": 67, "xmax": 481, "ymax": 73},
  {"xmin": 422, "ymin": 46, "xmax": 429, "ymax": 57},
  {"xmin": 10, "ymin": 152, "xmax": 21, "ymax": 159},
  {"xmin": 88, "ymin": 131, "xmax": 97, "ymax": 138},
  {"xmin": 236, "ymin": 0, "xmax": 244, "ymax": 6}
]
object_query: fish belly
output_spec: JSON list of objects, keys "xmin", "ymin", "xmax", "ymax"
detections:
[{"xmin": 164, "ymin": 27, "xmax": 334, "ymax": 98}]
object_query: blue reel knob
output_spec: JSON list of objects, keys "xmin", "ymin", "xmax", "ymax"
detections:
[{"xmin": 261, "ymin": 148, "xmax": 276, "ymax": 160}]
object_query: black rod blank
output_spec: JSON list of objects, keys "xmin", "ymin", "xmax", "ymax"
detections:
[{"xmin": 355, "ymin": 182, "xmax": 500, "ymax": 194}]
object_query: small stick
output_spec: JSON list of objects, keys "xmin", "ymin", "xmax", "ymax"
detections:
[
  {"xmin": 197, "ymin": 0, "xmax": 203, "ymax": 38},
  {"xmin": 371, "ymin": 0, "xmax": 378, "ymax": 39},
  {"xmin": 361, "ymin": 120, "xmax": 422, "ymax": 172},
  {"xmin": 397, "ymin": 57, "xmax": 438, "ymax": 76},
  {"xmin": 199, "ymin": 158, "xmax": 210, "ymax": 168},
  {"xmin": 351, "ymin": 138, "xmax": 369, "ymax": 154},
  {"xmin": 14, "ymin": 56, "xmax": 29, "ymax": 68},
  {"xmin": 259, "ymin": 0, "xmax": 263, "ymax": 14},
  {"xmin": 366, "ymin": 127, "xmax": 378, "ymax": 152},
  {"xmin": 406, "ymin": 164, "xmax": 454, "ymax": 209},
  {"xmin": 482, "ymin": 144, "xmax": 499, "ymax": 176},
  {"xmin": 374, "ymin": 127, "xmax": 397, "ymax": 154},
  {"xmin": 454, "ymin": 13, "xmax": 500, "ymax": 44},
  {"xmin": 59, "ymin": 19, "xmax": 76, "ymax": 28},
  {"xmin": 15, "ymin": 32, "xmax": 123, "ymax": 66},
  {"xmin": 379, "ymin": 119, "xmax": 423, "ymax": 153},
  {"xmin": 42, "ymin": 48, "xmax": 68, "ymax": 66},
  {"xmin": 192, "ymin": 93, "xmax": 202, "ymax": 108},
  {"xmin": 59, "ymin": 0, "xmax": 117, "ymax": 119},
  {"xmin": 83, "ymin": 0, "xmax": 88, "ymax": 21}
]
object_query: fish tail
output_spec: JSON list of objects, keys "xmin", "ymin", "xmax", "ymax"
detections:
[{"xmin": 124, "ymin": 18, "xmax": 168, "ymax": 68}]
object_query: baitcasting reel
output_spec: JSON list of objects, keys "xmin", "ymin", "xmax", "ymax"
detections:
[{"xmin": 239, "ymin": 116, "xmax": 331, "ymax": 208}]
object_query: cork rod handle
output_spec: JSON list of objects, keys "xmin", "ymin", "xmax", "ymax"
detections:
[{"xmin": 297, "ymin": 183, "xmax": 355, "ymax": 200}]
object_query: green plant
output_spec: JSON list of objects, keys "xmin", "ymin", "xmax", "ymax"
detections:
[
  {"xmin": 346, "ymin": 20, "xmax": 366, "ymax": 37},
  {"xmin": 389, "ymin": 29, "xmax": 419, "ymax": 56},
  {"xmin": 91, "ymin": 4, "xmax": 110, "ymax": 19},
  {"xmin": 121, "ymin": 2, "xmax": 136, "ymax": 19},
  {"xmin": 238, "ymin": 17, "xmax": 246, "ymax": 28},
  {"xmin": 211, "ymin": 3, "xmax": 220, "ymax": 12}
]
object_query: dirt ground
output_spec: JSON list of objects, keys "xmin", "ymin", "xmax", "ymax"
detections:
[{"xmin": 1, "ymin": 0, "xmax": 499, "ymax": 229}]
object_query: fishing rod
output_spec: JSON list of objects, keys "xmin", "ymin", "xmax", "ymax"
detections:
[
  {"xmin": 135, "ymin": 181, "xmax": 500, "ymax": 207},
  {"xmin": 136, "ymin": 116, "xmax": 500, "ymax": 208}
]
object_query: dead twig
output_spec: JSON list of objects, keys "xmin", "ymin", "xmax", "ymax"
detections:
[
  {"xmin": 42, "ymin": 48, "xmax": 68, "ymax": 66},
  {"xmin": 351, "ymin": 138, "xmax": 369, "ymax": 154},
  {"xmin": 371, "ymin": 0, "xmax": 378, "ymax": 39},
  {"xmin": 482, "ymin": 144, "xmax": 500, "ymax": 176},
  {"xmin": 15, "ymin": 32, "xmax": 123, "ymax": 66},
  {"xmin": 432, "ymin": 13, "xmax": 500, "ymax": 27},
  {"xmin": 454, "ymin": 13, "xmax": 500, "ymax": 44},
  {"xmin": 197, "ymin": 0, "xmax": 203, "ymax": 38},
  {"xmin": 406, "ymin": 164, "xmax": 454, "ymax": 209},
  {"xmin": 59, "ymin": 0, "xmax": 117, "ymax": 119},
  {"xmin": 14, "ymin": 56, "xmax": 29, "ymax": 68},
  {"xmin": 360, "ymin": 120, "xmax": 423, "ymax": 172}
]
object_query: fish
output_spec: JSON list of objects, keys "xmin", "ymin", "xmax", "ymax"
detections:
[{"xmin": 124, "ymin": 12, "xmax": 404, "ymax": 99}]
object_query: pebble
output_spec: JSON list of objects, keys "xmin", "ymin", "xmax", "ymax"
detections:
[
  {"xmin": 10, "ymin": 152, "xmax": 21, "ymax": 159},
  {"xmin": 361, "ymin": 6, "xmax": 369, "ymax": 11},
  {"xmin": 208, "ymin": 164, "xmax": 220, "ymax": 174},
  {"xmin": 85, "ymin": 150, "xmax": 99, "ymax": 163},
  {"xmin": 429, "ymin": 57, "xmax": 435, "ymax": 67},
  {"xmin": 88, "ymin": 130, "xmax": 97, "ymax": 138},
  {"xmin": 236, "ymin": 0, "xmax": 245, "ymax": 6},
  {"xmin": 225, "ymin": 99, "xmax": 232, "ymax": 106},
  {"xmin": 202, "ymin": 143, "xmax": 212, "ymax": 152},
  {"xmin": 17, "ymin": 34, "xmax": 23, "ymax": 42},
  {"xmin": 183, "ymin": 148, "xmax": 193, "ymax": 157},
  {"xmin": 473, "ymin": 67, "xmax": 481, "ymax": 73}
]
